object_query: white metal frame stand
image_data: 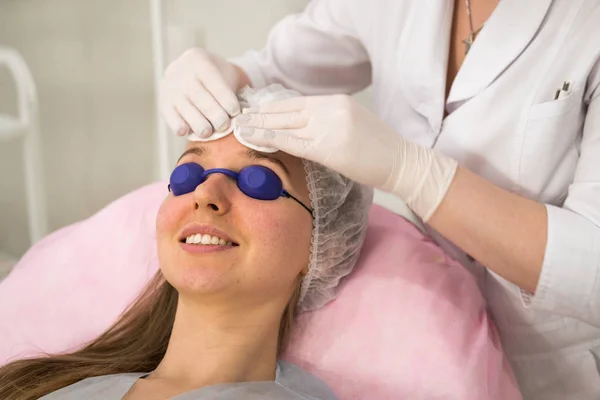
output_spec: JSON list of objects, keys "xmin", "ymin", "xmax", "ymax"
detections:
[
  {"xmin": 0, "ymin": 46, "xmax": 48, "ymax": 277},
  {"xmin": 150, "ymin": 0, "xmax": 171, "ymax": 181}
]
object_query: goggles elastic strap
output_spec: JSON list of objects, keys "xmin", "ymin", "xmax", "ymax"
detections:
[{"xmin": 282, "ymin": 190, "xmax": 314, "ymax": 218}]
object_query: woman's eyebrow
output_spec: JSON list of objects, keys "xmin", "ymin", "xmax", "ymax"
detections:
[
  {"xmin": 176, "ymin": 146, "xmax": 289, "ymax": 176},
  {"xmin": 177, "ymin": 146, "xmax": 206, "ymax": 163},
  {"xmin": 246, "ymin": 149, "xmax": 290, "ymax": 176}
]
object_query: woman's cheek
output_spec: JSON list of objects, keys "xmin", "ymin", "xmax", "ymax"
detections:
[
  {"xmin": 247, "ymin": 203, "xmax": 312, "ymax": 258},
  {"xmin": 156, "ymin": 196, "xmax": 184, "ymax": 239},
  {"xmin": 156, "ymin": 197, "xmax": 187, "ymax": 276}
]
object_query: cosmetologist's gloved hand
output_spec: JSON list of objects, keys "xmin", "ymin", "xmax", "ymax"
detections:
[
  {"xmin": 235, "ymin": 94, "xmax": 458, "ymax": 221},
  {"xmin": 159, "ymin": 48, "xmax": 247, "ymax": 138}
]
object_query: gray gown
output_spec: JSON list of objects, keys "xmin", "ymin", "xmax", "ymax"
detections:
[{"xmin": 39, "ymin": 361, "xmax": 338, "ymax": 400}]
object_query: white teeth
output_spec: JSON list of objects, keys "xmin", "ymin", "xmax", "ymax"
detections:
[
  {"xmin": 201, "ymin": 234, "xmax": 211, "ymax": 245},
  {"xmin": 184, "ymin": 233, "xmax": 234, "ymax": 246}
]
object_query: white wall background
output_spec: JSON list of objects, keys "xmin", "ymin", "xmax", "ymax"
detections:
[
  {"xmin": 0, "ymin": 0, "xmax": 407, "ymax": 259},
  {"xmin": 0, "ymin": 0, "xmax": 157, "ymax": 257}
]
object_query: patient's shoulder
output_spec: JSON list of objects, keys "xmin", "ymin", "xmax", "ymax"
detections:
[
  {"xmin": 39, "ymin": 373, "xmax": 143, "ymax": 400},
  {"xmin": 276, "ymin": 360, "xmax": 339, "ymax": 400}
]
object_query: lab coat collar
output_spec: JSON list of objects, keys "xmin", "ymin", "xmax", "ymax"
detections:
[
  {"xmin": 447, "ymin": 0, "xmax": 554, "ymax": 107},
  {"xmin": 398, "ymin": 1, "xmax": 454, "ymax": 134}
]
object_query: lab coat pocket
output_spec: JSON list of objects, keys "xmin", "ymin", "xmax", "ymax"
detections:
[
  {"xmin": 505, "ymin": 292, "xmax": 567, "ymax": 333},
  {"xmin": 527, "ymin": 87, "xmax": 584, "ymax": 121},
  {"xmin": 487, "ymin": 270, "xmax": 566, "ymax": 332},
  {"xmin": 519, "ymin": 87, "xmax": 585, "ymax": 200}
]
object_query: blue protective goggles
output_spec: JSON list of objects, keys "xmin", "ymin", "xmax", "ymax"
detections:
[{"xmin": 168, "ymin": 162, "xmax": 313, "ymax": 216}]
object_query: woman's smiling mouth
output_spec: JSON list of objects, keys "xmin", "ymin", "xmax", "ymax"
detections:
[
  {"xmin": 178, "ymin": 224, "xmax": 240, "ymax": 253},
  {"xmin": 181, "ymin": 233, "xmax": 235, "ymax": 246}
]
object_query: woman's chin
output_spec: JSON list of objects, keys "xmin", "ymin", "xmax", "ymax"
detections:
[{"xmin": 164, "ymin": 261, "xmax": 236, "ymax": 295}]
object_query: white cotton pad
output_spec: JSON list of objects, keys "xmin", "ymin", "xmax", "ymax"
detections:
[
  {"xmin": 232, "ymin": 123, "xmax": 279, "ymax": 153},
  {"xmin": 187, "ymin": 126, "xmax": 233, "ymax": 143},
  {"xmin": 187, "ymin": 84, "xmax": 301, "ymax": 153},
  {"xmin": 186, "ymin": 118, "xmax": 278, "ymax": 153}
]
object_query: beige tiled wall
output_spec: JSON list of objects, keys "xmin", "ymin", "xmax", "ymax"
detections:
[{"xmin": 0, "ymin": 0, "xmax": 312, "ymax": 258}]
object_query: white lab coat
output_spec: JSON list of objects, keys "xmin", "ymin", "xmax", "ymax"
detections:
[{"xmin": 233, "ymin": 0, "xmax": 600, "ymax": 398}]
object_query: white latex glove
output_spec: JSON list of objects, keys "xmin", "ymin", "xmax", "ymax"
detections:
[
  {"xmin": 159, "ymin": 48, "xmax": 245, "ymax": 138},
  {"xmin": 235, "ymin": 95, "xmax": 458, "ymax": 221}
]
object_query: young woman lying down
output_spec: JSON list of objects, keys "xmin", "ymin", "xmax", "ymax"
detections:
[{"xmin": 0, "ymin": 86, "xmax": 373, "ymax": 400}]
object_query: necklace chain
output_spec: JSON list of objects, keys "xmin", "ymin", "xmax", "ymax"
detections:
[
  {"xmin": 463, "ymin": 0, "xmax": 483, "ymax": 54},
  {"xmin": 465, "ymin": 0, "xmax": 475, "ymax": 36}
]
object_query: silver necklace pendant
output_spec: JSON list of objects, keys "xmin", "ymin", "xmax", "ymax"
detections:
[{"xmin": 463, "ymin": 33, "xmax": 475, "ymax": 54}]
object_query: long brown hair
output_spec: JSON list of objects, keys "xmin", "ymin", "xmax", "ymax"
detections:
[{"xmin": 0, "ymin": 271, "xmax": 302, "ymax": 400}]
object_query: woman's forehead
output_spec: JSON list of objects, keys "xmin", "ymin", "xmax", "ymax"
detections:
[{"xmin": 183, "ymin": 137, "xmax": 305, "ymax": 177}]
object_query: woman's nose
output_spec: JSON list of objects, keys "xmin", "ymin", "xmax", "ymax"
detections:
[{"xmin": 192, "ymin": 173, "xmax": 234, "ymax": 215}]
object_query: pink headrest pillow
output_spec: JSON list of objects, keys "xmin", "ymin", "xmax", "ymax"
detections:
[{"xmin": 0, "ymin": 182, "xmax": 521, "ymax": 399}]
